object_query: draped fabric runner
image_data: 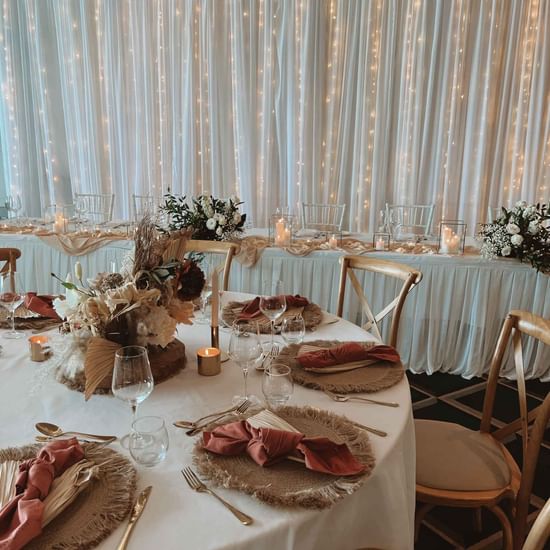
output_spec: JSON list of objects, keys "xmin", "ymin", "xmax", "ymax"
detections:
[
  {"xmin": 203, "ymin": 420, "xmax": 365, "ymax": 476},
  {"xmin": 297, "ymin": 342, "xmax": 401, "ymax": 372},
  {"xmin": 36, "ymin": 233, "xmax": 127, "ymax": 257},
  {"xmin": 0, "ymin": 438, "xmax": 84, "ymax": 550}
]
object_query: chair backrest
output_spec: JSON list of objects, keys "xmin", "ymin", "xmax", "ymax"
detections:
[
  {"xmin": 75, "ymin": 193, "xmax": 115, "ymax": 223},
  {"xmin": 182, "ymin": 240, "xmax": 237, "ymax": 291},
  {"xmin": 523, "ymin": 498, "xmax": 550, "ymax": 550},
  {"xmin": 385, "ymin": 204, "xmax": 435, "ymax": 238},
  {"xmin": 301, "ymin": 203, "xmax": 346, "ymax": 232},
  {"xmin": 336, "ymin": 255, "xmax": 422, "ymax": 347},
  {"xmin": 0, "ymin": 197, "xmax": 8, "ymax": 219},
  {"xmin": 0, "ymin": 248, "xmax": 21, "ymax": 273},
  {"xmin": 132, "ymin": 194, "xmax": 157, "ymax": 221},
  {"xmin": 480, "ymin": 311, "xmax": 550, "ymax": 549}
]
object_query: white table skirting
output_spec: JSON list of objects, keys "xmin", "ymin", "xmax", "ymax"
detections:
[
  {"xmin": 1, "ymin": 232, "xmax": 549, "ymax": 380},
  {"xmin": 0, "ymin": 292, "xmax": 415, "ymax": 550}
]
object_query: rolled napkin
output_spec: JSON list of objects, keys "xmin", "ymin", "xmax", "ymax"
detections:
[
  {"xmin": 296, "ymin": 342, "xmax": 400, "ymax": 373},
  {"xmin": 203, "ymin": 420, "xmax": 365, "ymax": 476},
  {"xmin": 238, "ymin": 295, "xmax": 310, "ymax": 320},
  {"xmin": 24, "ymin": 293, "xmax": 61, "ymax": 320},
  {"xmin": 0, "ymin": 438, "xmax": 84, "ymax": 550}
]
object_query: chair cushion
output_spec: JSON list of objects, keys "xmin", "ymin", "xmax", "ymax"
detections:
[{"xmin": 415, "ymin": 419, "xmax": 511, "ymax": 491}]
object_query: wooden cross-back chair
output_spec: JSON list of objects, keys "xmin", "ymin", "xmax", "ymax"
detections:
[
  {"xmin": 182, "ymin": 240, "xmax": 237, "ymax": 291},
  {"xmin": 0, "ymin": 248, "xmax": 20, "ymax": 274},
  {"xmin": 415, "ymin": 311, "xmax": 550, "ymax": 550},
  {"xmin": 336, "ymin": 256, "xmax": 422, "ymax": 348}
]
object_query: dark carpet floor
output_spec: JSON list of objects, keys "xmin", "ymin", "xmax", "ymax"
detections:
[{"xmin": 408, "ymin": 371, "xmax": 550, "ymax": 549}]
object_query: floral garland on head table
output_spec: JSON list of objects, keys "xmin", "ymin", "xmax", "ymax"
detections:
[
  {"xmin": 478, "ymin": 201, "xmax": 550, "ymax": 273},
  {"xmin": 161, "ymin": 194, "xmax": 247, "ymax": 241}
]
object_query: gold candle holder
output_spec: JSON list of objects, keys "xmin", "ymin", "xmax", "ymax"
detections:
[
  {"xmin": 211, "ymin": 326, "xmax": 219, "ymax": 349},
  {"xmin": 197, "ymin": 347, "xmax": 221, "ymax": 376},
  {"xmin": 28, "ymin": 335, "xmax": 51, "ymax": 362}
]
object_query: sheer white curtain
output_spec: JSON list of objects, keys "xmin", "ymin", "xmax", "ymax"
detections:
[{"xmin": 0, "ymin": 0, "xmax": 549, "ymax": 232}]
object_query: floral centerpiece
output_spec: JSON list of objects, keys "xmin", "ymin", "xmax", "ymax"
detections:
[
  {"xmin": 478, "ymin": 201, "xmax": 550, "ymax": 273},
  {"xmin": 161, "ymin": 194, "xmax": 246, "ymax": 241},
  {"xmin": 52, "ymin": 217, "xmax": 205, "ymax": 398}
]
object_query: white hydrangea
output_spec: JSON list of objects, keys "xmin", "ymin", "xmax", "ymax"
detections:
[
  {"xmin": 217, "ymin": 215, "xmax": 227, "ymax": 226},
  {"xmin": 501, "ymin": 245, "xmax": 512, "ymax": 256},
  {"xmin": 506, "ymin": 223, "xmax": 520, "ymax": 234},
  {"xmin": 206, "ymin": 218, "xmax": 217, "ymax": 230},
  {"xmin": 511, "ymin": 234, "xmax": 523, "ymax": 246},
  {"xmin": 216, "ymin": 226, "xmax": 223, "ymax": 236}
]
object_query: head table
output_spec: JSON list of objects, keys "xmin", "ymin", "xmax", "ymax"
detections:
[{"xmin": 0, "ymin": 292, "xmax": 414, "ymax": 550}]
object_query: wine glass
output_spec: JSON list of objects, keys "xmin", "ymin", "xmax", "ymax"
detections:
[
  {"xmin": 228, "ymin": 321, "xmax": 262, "ymax": 405},
  {"xmin": 74, "ymin": 196, "xmax": 88, "ymax": 231},
  {"xmin": 0, "ymin": 271, "xmax": 25, "ymax": 339},
  {"xmin": 7, "ymin": 195, "xmax": 22, "ymax": 225},
  {"xmin": 259, "ymin": 280, "xmax": 286, "ymax": 352},
  {"xmin": 112, "ymin": 346, "xmax": 154, "ymax": 446},
  {"xmin": 262, "ymin": 363, "xmax": 294, "ymax": 408},
  {"xmin": 129, "ymin": 416, "xmax": 169, "ymax": 467},
  {"xmin": 281, "ymin": 315, "xmax": 306, "ymax": 345}
]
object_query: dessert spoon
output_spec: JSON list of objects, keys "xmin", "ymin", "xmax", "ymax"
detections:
[{"xmin": 35, "ymin": 422, "xmax": 116, "ymax": 441}]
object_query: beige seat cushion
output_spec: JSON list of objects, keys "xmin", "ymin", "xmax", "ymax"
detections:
[{"xmin": 415, "ymin": 419, "xmax": 511, "ymax": 491}]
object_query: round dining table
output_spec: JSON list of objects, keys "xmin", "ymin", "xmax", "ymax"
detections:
[{"xmin": 0, "ymin": 292, "xmax": 415, "ymax": 550}]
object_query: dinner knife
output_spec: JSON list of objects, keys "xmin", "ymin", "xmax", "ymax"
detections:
[{"xmin": 116, "ymin": 486, "xmax": 152, "ymax": 550}]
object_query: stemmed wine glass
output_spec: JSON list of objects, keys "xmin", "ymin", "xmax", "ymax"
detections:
[
  {"xmin": 112, "ymin": 346, "xmax": 154, "ymax": 446},
  {"xmin": 0, "ymin": 271, "xmax": 25, "ymax": 339},
  {"xmin": 74, "ymin": 196, "xmax": 88, "ymax": 231},
  {"xmin": 7, "ymin": 195, "xmax": 22, "ymax": 225},
  {"xmin": 259, "ymin": 280, "xmax": 286, "ymax": 352},
  {"xmin": 228, "ymin": 321, "xmax": 262, "ymax": 405}
]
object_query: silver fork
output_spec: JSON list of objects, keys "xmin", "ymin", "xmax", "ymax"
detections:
[
  {"xmin": 324, "ymin": 389, "xmax": 399, "ymax": 408},
  {"xmin": 181, "ymin": 467, "xmax": 253, "ymax": 525},
  {"xmin": 185, "ymin": 399, "xmax": 252, "ymax": 436},
  {"xmin": 258, "ymin": 343, "xmax": 280, "ymax": 371}
]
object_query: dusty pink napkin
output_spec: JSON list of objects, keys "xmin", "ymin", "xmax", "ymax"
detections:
[
  {"xmin": 237, "ymin": 295, "xmax": 309, "ymax": 320},
  {"xmin": 203, "ymin": 420, "xmax": 365, "ymax": 476},
  {"xmin": 24, "ymin": 293, "xmax": 61, "ymax": 320},
  {"xmin": 296, "ymin": 342, "xmax": 400, "ymax": 371},
  {"xmin": 0, "ymin": 438, "xmax": 84, "ymax": 550}
]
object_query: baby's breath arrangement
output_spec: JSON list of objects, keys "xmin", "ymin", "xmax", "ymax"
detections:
[{"xmin": 478, "ymin": 201, "xmax": 550, "ymax": 273}]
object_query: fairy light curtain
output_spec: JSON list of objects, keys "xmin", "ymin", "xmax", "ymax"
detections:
[{"xmin": 0, "ymin": 0, "xmax": 549, "ymax": 232}]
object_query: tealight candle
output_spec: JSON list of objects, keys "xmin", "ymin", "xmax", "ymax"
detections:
[
  {"xmin": 28, "ymin": 335, "xmax": 51, "ymax": 362},
  {"xmin": 329, "ymin": 234, "xmax": 338, "ymax": 249},
  {"xmin": 375, "ymin": 238, "xmax": 385, "ymax": 251},
  {"xmin": 197, "ymin": 347, "xmax": 221, "ymax": 376},
  {"xmin": 53, "ymin": 214, "xmax": 65, "ymax": 234}
]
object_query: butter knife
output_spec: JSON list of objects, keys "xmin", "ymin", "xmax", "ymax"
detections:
[{"xmin": 116, "ymin": 486, "xmax": 152, "ymax": 550}]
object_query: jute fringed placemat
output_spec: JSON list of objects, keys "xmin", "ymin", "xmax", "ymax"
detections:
[
  {"xmin": 0, "ymin": 305, "xmax": 61, "ymax": 331},
  {"xmin": 193, "ymin": 405, "xmax": 375, "ymax": 509},
  {"xmin": 277, "ymin": 340, "xmax": 404, "ymax": 394},
  {"xmin": 222, "ymin": 300, "xmax": 323, "ymax": 333},
  {"xmin": 0, "ymin": 442, "xmax": 136, "ymax": 550}
]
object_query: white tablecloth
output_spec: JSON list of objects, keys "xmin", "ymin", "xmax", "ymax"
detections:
[
  {"xmin": 0, "ymin": 292, "xmax": 415, "ymax": 550},
  {"xmin": 1, "ymin": 231, "xmax": 548, "ymax": 379}
]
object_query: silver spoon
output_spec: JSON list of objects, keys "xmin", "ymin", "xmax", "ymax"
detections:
[
  {"xmin": 35, "ymin": 422, "xmax": 117, "ymax": 441},
  {"xmin": 324, "ymin": 389, "xmax": 399, "ymax": 408}
]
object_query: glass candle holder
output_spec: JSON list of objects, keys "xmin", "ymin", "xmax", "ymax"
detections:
[
  {"xmin": 373, "ymin": 232, "xmax": 391, "ymax": 251},
  {"xmin": 269, "ymin": 214, "xmax": 294, "ymax": 247},
  {"xmin": 438, "ymin": 221, "xmax": 466, "ymax": 255}
]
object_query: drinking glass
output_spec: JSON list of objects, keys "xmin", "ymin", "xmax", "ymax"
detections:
[
  {"xmin": 0, "ymin": 271, "xmax": 25, "ymax": 339},
  {"xmin": 112, "ymin": 346, "xmax": 154, "ymax": 446},
  {"xmin": 228, "ymin": 321, "xmax": 262, "ymax": 405},
  {"xmin": 7, "ymin": 195, "xmax": 22, "ymax": 225},
  {"xmin": 259, "ymin": 280, "xmax": 286, "ymax": 351},
  {"xmin": 262, "ymin": 363, "xmax": 293, "ymax": 408},
  {"xmin": 74, "ymin": 196, "xmax": 88, "ymax": 231},
  {"xmin": 281, "ymin": 316, "xmax": 306, "ymax": 345},
  {"xmin": 129, "ymin": 416, "xmax": 169, "ymax": 467}
]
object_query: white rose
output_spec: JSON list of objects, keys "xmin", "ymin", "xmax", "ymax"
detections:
[
  {"xmin": 206, "ymin": 218, "xmax": 217, "ymax": 230},
  {"xmin": 216, "ymin": 226, "xmax": 223, "ymax": 236},
  {"xmin": 233, "ymin": 212, "xmax": 241, "ymax": 224},
  {"xmin": 218, "ymin": 215, "xmax": 227, "ymax": 226},
  {"xmin": 511, "ymin": 234, "xmax": 523, "ymax": 246},
  {"xmin": 516, "ymin": 200, "xmax": 528, "ymax": 208},
  {"xmin": 506, "ymin": 223, "xmax": 520, "ymax": 234},
  {"xmin": 525, "ymin": 206, "xmax": 536, "ymax": 216},
  {"xmin": 501, "ymin": 246, "xmax": 512, "ymax": 256},
  {"xmin": 528, "ymin": 220, "xmax": 540, "ymax": 234}
]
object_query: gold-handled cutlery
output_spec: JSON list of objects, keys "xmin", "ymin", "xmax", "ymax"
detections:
[
  {"xmin": 323, "ymin": 389, "xmax": 399, "ymax": 408},
  {"xmin": 35, "ymin": 422, "xmax": 117, "ymax": 441},
  {"xmin": 183, "ymin": 400, "xmax": 252, "ymax": 436},
  {"xmin": 116, "ymin": 486, "xmax": 152, "ymax": 550},
  {"xmin": 349, "ymin": 420, "xmax": 387, "ymax": 437},
  {"xmin": 173, "ymin": 402, "xmax": 245, "ymax": 430},
  {"xmin": 35, "ymin": 434, "xmax": 117, "ymax": 446},
  {"xmin": 181, "ymin": 468, "xmax": 253, "ymax": 525}
]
